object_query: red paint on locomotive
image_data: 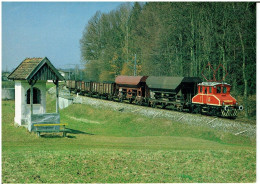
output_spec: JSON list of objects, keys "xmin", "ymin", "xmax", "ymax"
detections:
[{"xmin": 192, "ymin": 82, "xmax": 237, "ymax": 106}]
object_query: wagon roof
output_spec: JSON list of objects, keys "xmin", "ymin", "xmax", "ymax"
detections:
[
  {"xmin": 115, "ymin": 76, "xmax": 148, "ymax": 85},
  {"xmin": 8, "ymin": 57, "xmax": 64, "ymax": 81},
  {"xmin": 146, "ymin": 76, "xmax": 202, "ymax": 90}
]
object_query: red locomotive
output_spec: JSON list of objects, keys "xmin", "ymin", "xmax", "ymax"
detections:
[
  {"xmin": 192, "ymin": 82, "xmax": 243, "ymax": 118},
  {"xmin": 191, "ymin": 64, "xmax": 243, "ymax": 118}
]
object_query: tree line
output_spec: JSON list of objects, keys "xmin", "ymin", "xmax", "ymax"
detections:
[{"xmin": 80, "ymin": 2, "xmax": 256, "ymax": 118}]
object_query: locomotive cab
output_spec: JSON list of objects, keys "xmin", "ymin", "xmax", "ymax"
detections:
[{"xmin": 192, "ymin": 82, "xmax": 243, "ymax": 118}]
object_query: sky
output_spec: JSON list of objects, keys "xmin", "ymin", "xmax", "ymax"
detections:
[{"xmin": 2, "ymin": 2, "xmax": 125, "ymax": 72}]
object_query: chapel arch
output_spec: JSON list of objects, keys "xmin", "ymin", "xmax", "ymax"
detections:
[{"xmin": 26, "ymin": 87, "xmax": 41, "ymax": 104}]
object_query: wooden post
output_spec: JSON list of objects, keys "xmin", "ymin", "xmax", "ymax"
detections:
[
  {"xmin": 30, "ymin": 85, "xmax": 33, "ymax": 115},
  {"xmin": 56, "ymin": 80, "xmax": 59, "ymax": 113}
]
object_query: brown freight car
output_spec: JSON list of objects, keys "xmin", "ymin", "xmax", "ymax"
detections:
[
  {"xmin": 66, "ymin": 80, "xmax": 77, "ymax": 91},
  {"xmin": 115, "ymin": 76, "xmax": 148, "ymax": 105},
  {"xmin": 81, "ymin": 81, "xmax": 92, "ymax": 94},
  {"xmin": 76, "ymin": 81, "xmax": 82, "ymax": 92},
  {"xmin": 91, "ymin": 81, "xmax": 116, "ymax": 99}
]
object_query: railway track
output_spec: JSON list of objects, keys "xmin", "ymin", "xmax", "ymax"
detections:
[
  {"xmin": 68, "ymin": 92, "xmax": 255, "ymax": 139},
  {"xmin": 51, "ymin": 85, "xmax": 255, "ymax": 138}
]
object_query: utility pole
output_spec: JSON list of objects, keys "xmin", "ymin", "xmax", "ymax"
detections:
[
  {"xmin": 126, "ymin": 23, "xmax": 129, "ymax": 63},
  {"xmin": 134, "ymin": 54, "xmax": 137, "ymax": 76},
  {"xmin": 80, "ymin": 69, "xmax": 82, "ymax": 80},
  {"xmin": 75, "ymin": 66, "xmax": 76, "ymax": 80}
]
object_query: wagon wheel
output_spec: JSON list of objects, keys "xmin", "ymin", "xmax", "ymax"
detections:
[
  {"xmin": 195, "ymin": 106, "xmax": 202, "ymax": 114},
  {"xmin": 135, "ymin": 99, "xmax": 142, "ymax": 106},
  {"xmin": 221, "ymin": 109, "xmax": 227, "ymax": 117},
  {"xmin": 210, "ymin": 108, "xmax": 219, "ymax": 117}
]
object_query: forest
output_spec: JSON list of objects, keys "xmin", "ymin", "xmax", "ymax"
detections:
[{"xmin": 80, "ymin": 2, "xmax": 256, "ymax": 118}]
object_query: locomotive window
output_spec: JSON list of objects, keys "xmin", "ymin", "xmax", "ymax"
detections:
[
  {"xmin": 209, "ymin": 87, "xmax": 212, "ymax": 93},
  {"xmin": 217, "ymin": 86, "xmax": 221, "ymax": 93},
  {"xmin": 223, "ymin": 86, "xmax": 227, "ymax": 93},
  {"xmin": 200, "ymin": 86, "xmax": 202, "ymax": 93},
  {"xmin": 204, "ymin": 88, "xmax": 207, "ymax": 94}
]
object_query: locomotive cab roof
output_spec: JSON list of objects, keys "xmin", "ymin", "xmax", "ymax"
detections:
[{"xmin": 198, "ymin": 82, "xmax": 231, "ymax": 87}]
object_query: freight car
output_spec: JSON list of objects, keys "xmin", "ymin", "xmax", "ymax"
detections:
[
  {"xmin": 146, "ymin": 76, "xmax": 201, "ymax": 111},
  {"xmin": 66, "ymin": 80, "xmax": 116, "ymax": 100},
  {"xmin": 91, "ymin": 81, "xmax": 116, "ymax": 99},
  {"xmin": 66, "ymin": 80, "xmax": 77, "ymax": 91},
  {"xmin": 115, "ymin": 76, "xmax": 148, "ymax": 104},
  {"xmin": 65, "ymin": 75, "xmax": 242, "ymax": 119}
]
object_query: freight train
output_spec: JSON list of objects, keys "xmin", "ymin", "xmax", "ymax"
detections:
[{"xmin": 66, "ymin": 76, "xmax": 243, "ymax": 119}]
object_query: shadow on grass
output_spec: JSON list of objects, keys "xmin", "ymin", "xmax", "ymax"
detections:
[
  {"xmin": 39, "ymin": 128, "xmax": 94, "ymax": 139},
  {"xmin": 66, "ymin": 128, "xmax": 94, "ymax": 135}
]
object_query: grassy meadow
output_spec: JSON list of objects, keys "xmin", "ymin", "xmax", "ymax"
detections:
[{"xmin": 2, "ymin": 94, "xmax": 256, "ymax": 183}]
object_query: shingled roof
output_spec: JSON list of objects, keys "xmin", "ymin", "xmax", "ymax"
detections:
[{"xmin": 8, "ymin": 57, "xmax": 64, "ymax": 81}]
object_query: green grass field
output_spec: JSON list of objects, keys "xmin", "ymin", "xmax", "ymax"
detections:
[{"xmin": 2, "ymin": 95, "xmax": 256, "ymax": 183}]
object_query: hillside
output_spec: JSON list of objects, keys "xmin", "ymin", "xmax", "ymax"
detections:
[{"xmin": 2, "ymin": 97, "xmax": 256, "ymax": 183}]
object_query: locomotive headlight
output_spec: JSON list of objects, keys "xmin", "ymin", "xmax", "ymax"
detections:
[
  {"xmin": 236, "ymin": 102, "xmax": 238, "ymax": 106},
  {"xmin": 222, "ymin": 102, "xmax": 225, "ymax": 106}
]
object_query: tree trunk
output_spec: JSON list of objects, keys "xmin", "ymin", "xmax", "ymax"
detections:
[
  {"xmin": 239, "ymin": 30, "xmax": 248, "ymax": 118},
  {"xmin": 178, "ymin": 34, "xmax": 183, "ymax": 76},
  {"xmin": 221, "ymin": 46, "xmax": 226, "ymax": 81},
  {"xmin": 190, "ymin": 9, "xmax": 195, "ymax": 77}
]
